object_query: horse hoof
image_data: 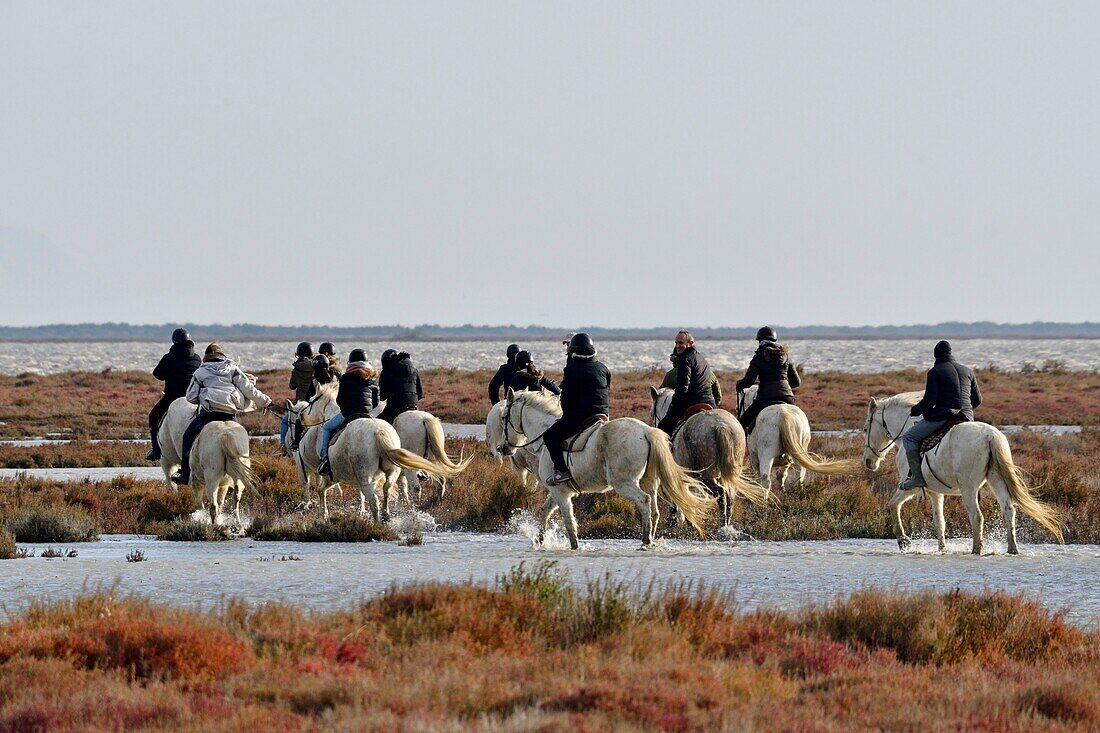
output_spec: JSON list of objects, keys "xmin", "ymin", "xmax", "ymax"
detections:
[
  {"xmin": 230, "ymin": 524, "xmax": 242, "ymax": 535},
  {"xmin": 898, "ymin": 539, "xmax": 911, "ymax": 552}
]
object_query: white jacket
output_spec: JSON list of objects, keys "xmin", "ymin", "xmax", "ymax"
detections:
[{"xmin": 185, "ymin": 356, "xmax": 271, "ymax": 414}]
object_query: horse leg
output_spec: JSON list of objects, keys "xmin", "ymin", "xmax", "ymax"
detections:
[
  {"xmin": 398, "ymin": 471, "xmax": 413, "ymax": 508},
  {"xmin": 757, "ymin": 455, "xmax": 775, "ymax": 499},
  {"xmin": 367, "ymin": 475, "xmax": 383, "ymax": 522},
  {"xmin": 615, "ymin": 482, "xmax": 654, "ymax": 547},
  {"xmin": 558, "ymin": 491, "xmax": 580, "ymax": 550},
  {"xmin": 961, "ymin": 488, "xmax": 984, "ymax": 555},
  {"xmin": 930, "ymin": 492, "xmax": 947, "ymax": 551},
  {"xmin": 888, "ymin": 488, "xmax": 917, "ymax": 551},
  {"xmin": 985, "ymin": 472, "xmax": 1019, "ymax": 555},
  {"xmin": 535, "ymin": 495, "xmax": 556, "ymax": 546}
]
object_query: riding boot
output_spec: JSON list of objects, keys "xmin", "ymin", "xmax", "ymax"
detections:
[
  {"xmin": 898, "ymin": 449, "xmax": 926, "ymax": 490},
  {"xmin": 317, "ymin": 457, "xmax": 332, "ymax": 478}
]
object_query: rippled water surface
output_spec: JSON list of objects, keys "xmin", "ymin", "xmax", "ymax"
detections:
[
  {"xmin": 2, "ymin": 339, "xmax": 1097, "ymax": 375},
  {"xmin": 3, "ymin": 528, "xmax": 1097, "ymax": 625}
]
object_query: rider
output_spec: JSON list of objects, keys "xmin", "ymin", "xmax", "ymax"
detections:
[
  {"xmin": 376, "ymin": 349, "xmax": 423, "ymax": 424},
  {"xmin": 506, "ymin": 350, "xmax": 561, "ymax": 395},
  {"xmin": 660, "ymin": 351, "xmax": 722, "ymax": 406},
  {"xmin": 313, "ymin": 341, "xmax": 343, "ymax": 387},
  {"xmin": 317, "ymin": 348, "xmax": 379, "ymax": 478},
  {"xmin": 146, "ymin": 327, "xmax": 201, "ymax": 461},
  {"xmin": 735, "ymin": 326, "xmax": 801, "ymax": 435},
  {"xmin": 657, "ymin": 330, "xmax": 716, "ymax": 435},
  {"xmin": 278, "ymin": 341, "xmax": 315, "ymax": 454},
  {"xmin": 544, "ymin": 333, "xmax": 611, "ymax": 486},
  {"xmin": 171, "ymin": 343, "xmax": 272, "ymax": 486},
  {"xmin": 488, "ymin": 344, "xmax": 521, "ymax": 405},
  {"xmin": 898, "ymin": 340, "xmax": 983, "ymax": 490}
]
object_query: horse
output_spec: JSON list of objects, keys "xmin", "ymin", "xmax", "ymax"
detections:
[
  {"xmin": 862, "ymin": 392, "xmax": 1065, "ymax": 554},
  {"xmin": 487, "ymin": 399, "xmax": 537, "ymax": 487},
  {"xmin": 737, "ymin": 385, "xmax": 860, "ymax": 496},
  {"xmin": 500, "ymin": 388, "xmax": 714, "ymax": 549},
  {"xmin": 156, "ymin": 397, "xmax": 256, "ymax": 528},
  {"xmin": 288, "ymin": 384, "xmax": 465, "ymax": 520},
  {"xmin": 649, "ymin": 387, "xmax": 769, "ymax": 526},
  {"xmin": 393, "ymin": 410, "xmax": 472, "ymax": 505}
]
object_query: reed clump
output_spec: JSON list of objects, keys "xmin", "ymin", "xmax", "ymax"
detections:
[
  {"xmin": 158, "ymin": 518, "xmax": 232, "ymax": 542},
  {"xmin": 4, "ymin": 505, "xmax": 99, "ymax": 543},
  {"xmin": 248, "ymin": 513, "xmax": 397, "ymax": 542}
]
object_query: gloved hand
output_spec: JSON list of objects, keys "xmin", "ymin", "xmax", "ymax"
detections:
[{"xmin": 909, "ymin": 404, "xmax": 922, "ymax": 416}]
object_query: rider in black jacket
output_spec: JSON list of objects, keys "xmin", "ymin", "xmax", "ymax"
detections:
[
  {"xmin": 146, "ymin": 328, "xmax": 201, "ymax": 461},
  {"xmin": 488, "ymin": 344, "xmax": 521, "ymax": 405},
  {"xmin": 506, "ymin": 351, "xmax": 561, "ymax": 395},
  {"xmin": 898, "ymin": 340, "xmax": 983, "ymax": 490},
  {"xmin": 544, "ymin": 333, "xmax": 611, "ymax": 486},
  {"xmin": 735, "ymin": 326, "xmax": 801, "ymax": 435},
  {"xmin": 377, "ymin": 350, "xmax": 424, "ymax": 424},
  {"xmin": 657, "ymin": 330, "xmax": 716, "ymax": 435}
]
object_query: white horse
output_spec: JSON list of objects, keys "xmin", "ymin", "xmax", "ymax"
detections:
[
  {"xmin": 287, "ymin": 384, "xmax": 464, "ymax": 520},
  {"xmin": 649, "ymin": 387, "xmax": 769, "ymax": 526},
  {"xmin": 487, "ymin": 399, "xmax": 538, "ymax": 487},
  {"xmin": 393, "ymin": 410, "xmax": 472, "ymax": 505},
  {"xmin": 156, "ymin": 397, "xmax": 256, "ymax": 527},
  {"xmin": 738, "ymin": 385, "xmax": 860, "ymax": 496},
  {"xmin": 862, "ymin": 392, "xmax": 1065, "ymax": 554},
  {"xmin": 500, "ymin": 388, "xmax": 714, "ymax": 549}
]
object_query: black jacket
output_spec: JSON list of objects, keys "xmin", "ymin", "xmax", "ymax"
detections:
[
  {"xmin": 736, "ymin": 342, "xmax": 801, "ymax": 402},
  {"xmin": 379, "ymin": 352, "xmax": 423, "ymax": 412},
  {"xmin": 336, "ymin": 365, "xmax": 380, "ymax": 417},
  {"xmin": 153, "ymin": 341, "xmax": 201, "ymax": 398},
  {"xmin": 910, "ymin": 356, "xmax": 982, "ymax": 422},
  {"xmin": 488, "ymin": 361, "xmax": 518, "ymax": 404},
  {"xmin": 289, "ymin": 356, "xmax": 316, "ymax": 402},
  {"xmin": 560, "ymin": 355, "xmax": 611, "ymax": 417},
  {"xmin": 507, "ymin": 369, "xmax": 561, "ymax": 395},
  {"xmin": 313, "ymin": 354, "xmax": 341, "ymax": 386},
  {"xmin": 669, "ymin": 347, "xmax": 716, "ymax": 412}
]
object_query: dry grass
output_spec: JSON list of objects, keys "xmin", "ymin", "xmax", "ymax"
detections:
[
  {"xmin": 0, "ymin": 579, "xmax": 1096, "ymax": 731},
  {"xmin": 2, "ymin": 367, "xmax": 1097, "ymax": 439}
]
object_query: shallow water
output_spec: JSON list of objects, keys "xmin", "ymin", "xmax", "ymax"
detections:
[
  {"xmin": 3, "ymin": 526, "xmax": 1097, "ymax": 625},
  {"xmin": 3, "ymin": 338, "xmax": 1097, "ymax": 375}
]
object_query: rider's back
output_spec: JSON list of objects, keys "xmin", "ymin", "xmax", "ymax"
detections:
[{"xmin": 561, "ymin": 357, "xmax": 611, "ymax": 416}]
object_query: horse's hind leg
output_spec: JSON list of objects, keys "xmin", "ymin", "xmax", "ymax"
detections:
[
  {"xmin": 985, "ymin": 472, "xmax": 1019, "ymax": 554},
  {"xmin": 930, "ymin": 492, "xmax": 947, "ymax": 551},
  {"xmin": 615, "ymin": 482, "xmax": 654, "ymax": 547},
  {"xmin": 961, "ymin": 488, "xmax": 984, "ymax": 555},
  {"xmin": 888, "ymin": 488, "xmax": 918, "ymax": 551}
]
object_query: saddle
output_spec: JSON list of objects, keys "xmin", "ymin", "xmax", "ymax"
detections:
[
  {"xmin": 919, "ymin": 416, "xmax": 967, "ymax": 454},
  {"xmin": 670, "ymin": 403, "xmax": 714, "ymax": 442},
  {"xmin": 564, "ymin": 415, "xmax": 609, "ymax": 453},
  {"xmin": 325, "ymin": 414, "xmax": 373, "ymax": 451}
]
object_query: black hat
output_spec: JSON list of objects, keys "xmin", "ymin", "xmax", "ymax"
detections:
[
  {"xmin": 934, "ymin": 340, "xmax": 952, "ymax": 359},
  {"xmin": 296, "ymin": 341, "xmax": 314, "ymax": 358},
  {"xmin": 567, "ymin": 333, "xmax": 596, "ymax": 356},
  {"xmin": 381, "ymin": 348, "xmax": 398, "ymax": 363},
  {"xmin": 514, "ymin": 350, "xmax": 533, "ymax": 369},
  {"xmin": 755, "ymin": 326, "xmax": 777, "ymax": 342},
  {"xmin": 507, "ymin": 343, "xmax": 520, "ymax": 359},
  {"xmin": 319, "ymin": 342, "xmax": 336, "ymax": 356},
  {"xmin": 171, "ymin": 328, "xmax": 189, "ymax": 345},
  {"xmin": 348, "ymin": 348, "xmax": 367, "ymax": 363}
]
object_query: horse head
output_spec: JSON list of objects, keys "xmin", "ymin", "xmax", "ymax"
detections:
[
  {"xmin": 300, "ymin": 382, "xmax": 340, "ymax": 427},
  {"xmin": 649, "ymin": 386, "xmax": 673, "ymax": 426}
]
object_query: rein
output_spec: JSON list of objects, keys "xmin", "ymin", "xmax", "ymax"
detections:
[
  {"xmin": 866, "ymin": 405, "xmax": 912, "ymax": 459},
  {"xmin": 501, "ymin": 397, "xmax": 553, "ymax": 454}
]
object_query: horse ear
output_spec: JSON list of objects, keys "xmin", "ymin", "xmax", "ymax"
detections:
[
  {"xmin": 506, "ymin": 387, "xmax": 515, "ymax": 404},
  {"xmin": 649, "ymin": 385, "xmax": 659, "ymax": 400},
  {"xmin": 867, "ymin": 397, "xmax": 877, "ymax": 415},
  {"xmin": 285, "ymin": 399, "xmax": 293, "ymax": 411}
]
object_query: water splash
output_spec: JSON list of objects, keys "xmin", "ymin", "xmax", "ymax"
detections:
[
  {"xmin": 388, "ymin": 509, "xmax": 439, "ymax": 534},
  {"xmin": 507, "ymin": 509, "xmax": 572, "ymax": 550},
  {"xmin": 716, "ymin": 525, "xmax": 756, "ymax": 542}
]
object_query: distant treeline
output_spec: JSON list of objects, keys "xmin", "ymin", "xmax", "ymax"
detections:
[{"xmin": 1, "ymin": 321, "xmax": 1098, "ymax": 342}]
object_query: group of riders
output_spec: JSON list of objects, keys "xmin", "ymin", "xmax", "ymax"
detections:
[{"xmin": 146, "ymin": 325, "xmax": 982, "ymax": 493}]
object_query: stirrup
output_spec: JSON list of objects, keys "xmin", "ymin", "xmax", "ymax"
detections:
[
  {"xmin": 898, "ymin": 474, "xmax": 926, "ymax": 491},
  {"xmin": 546, "ymin": 469, "xmax": 572, "ymax": 486},
  {"xmin": 317, "ymin": 458, "xmax": 332, "ymax": 478}
]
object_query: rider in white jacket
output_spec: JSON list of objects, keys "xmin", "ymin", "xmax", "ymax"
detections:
[{"xmin": 171, "ymin": 343, "xmax": 272, "ymax": 486}]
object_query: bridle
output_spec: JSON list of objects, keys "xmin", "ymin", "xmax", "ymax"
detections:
[
  {"xmin": 499, "ymin": 396, "xmax": 552, "ymax": 456},
  {"xmin": 865, "ymin": 405, "xmax": 912, "ymax": 459}
]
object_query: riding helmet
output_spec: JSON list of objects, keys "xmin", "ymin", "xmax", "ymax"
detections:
[
  {"xmin": 348, "ymin": 348, "xmax": 367, "ymax": 363},
  {"xmin": 296, "ymin": 341, "xmax": 314, "ymax": 358},
  {"xmin": 171, "ymin": 327, "xmax": 190, "ymax": 345},
  {"xmin": 934, "ymin": 340, "xmax": 952, "ymax": 359},
  {"xmin": 514, "ymin": 350, "xmax": 533, "ymax": 369},
  {"xmin": 567, "ymin": 333, "xmax": 596, "ymax": 356},
  {"xmin": 506, "ymin": 343, "xmax": 520, "ymax": 361},
  {"xmin": 381, "ymin": 348, "xmax": 398, "ymax": 364},
  {"xmin": 755, "ymin": 326, "xmax": 778, "ymax": 342},
  {"xmin": 319, "ymin": 342, "xmax": 336, "ymax": 356}
]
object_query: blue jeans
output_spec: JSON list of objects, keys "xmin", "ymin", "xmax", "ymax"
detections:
[
  {"xmin": 319, "ymin": 413, "xmax": 346, "ymax": 460},
  {"xmin": 279, "ymin": 413, "xmax": 291, "ymax": 445},
  {"xmin": 902, "ymin": 419, "xmax": 946, "ymax": 452}
]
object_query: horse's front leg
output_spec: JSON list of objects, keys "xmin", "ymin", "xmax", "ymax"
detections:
[
  {"xmin": 558, "ymin": 490, "xmax": 580, "ymax": 550},
  {"xmin": 930, "ymin": 492, "xmax": 946, "ymax": 551},
  {"xmin": 889, "ymin": 488, "xmax": 917, "ymax": 551}
]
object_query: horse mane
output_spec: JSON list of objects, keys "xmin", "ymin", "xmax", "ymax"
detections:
[
  {"xmin": 317, "ymin": 381, "xmax": 339, "ymax": 400},
  {"xmin": 518, "ymin": 389, "xmax": 562, "ymax": 414},
  {"xmin": 879, "ymin": 391, "xmax": 923, "ymax": 408}
]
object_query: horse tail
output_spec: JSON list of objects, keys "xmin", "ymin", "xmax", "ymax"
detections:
[
  {"xmin": 988, "ymin": 431, "xmax": 1065, "ymax": 544},
  {"xmin": 645, "ymin": 427, "xmax": 714, "ymax": 539},
  {"xmin": 777, "ymin": 410, "xmax": 862, "ymax": 476},
  {"xmin": 378, "ymin": 428, "xmax": 465, "ymax": 481},
  {"xmin": 714, "ymin": 421, "xmax": 769, "ymax": 508},
  {"xmin": 425, "ymin": 416, "xmax": 472, "ymax": 472},
  {"xmin": 221, "ymin": 429, "xmax": 257, "ymax": 492}
]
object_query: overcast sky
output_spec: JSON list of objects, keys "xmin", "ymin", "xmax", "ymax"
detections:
[{"xmin": 1, "ymin": 2, "xmax": 1097, "ymax": 329}]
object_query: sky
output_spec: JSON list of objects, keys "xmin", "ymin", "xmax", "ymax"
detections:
[{"xmin": 1, "ymin": 1, "xmax": 1097, "ymax": 329}]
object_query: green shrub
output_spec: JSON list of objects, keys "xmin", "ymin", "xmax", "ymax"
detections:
[
  {"xmin": 159, "ymin": 518, "xmax": 232, "ymax": 542},
  {"xmin": 5, "ymin": 505, "xmax": 99, "ymax": 543},
  {"xmin": 250, "ymin": 514, "xmax": 397, "ymax": 542}
]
